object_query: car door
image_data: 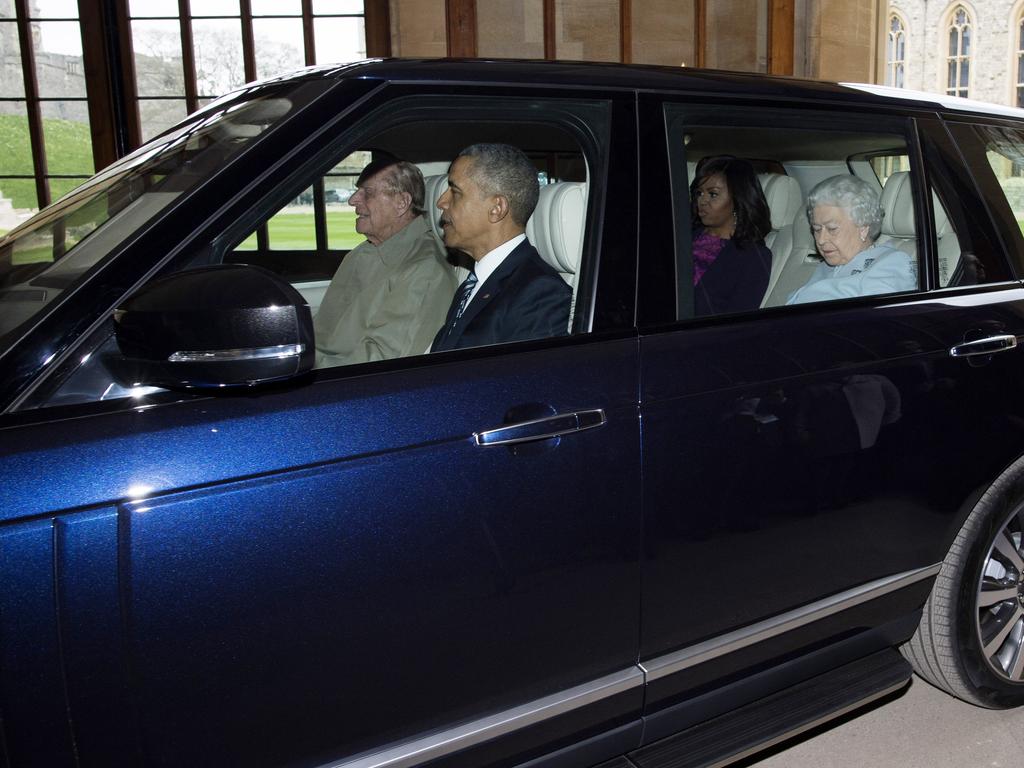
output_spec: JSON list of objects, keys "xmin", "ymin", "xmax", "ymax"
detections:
[
  {"xmin": 634, "ymin": 96, "xmax": 1024, "ymax": 734},
  {"xmin": 0, "ymin": 83, "xmax": 643, "ymax": 768}
]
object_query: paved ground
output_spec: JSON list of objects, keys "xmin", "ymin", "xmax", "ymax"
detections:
[{"xmin": 742, "ymin": 676, "xmax": 1024, "ymax": 767}]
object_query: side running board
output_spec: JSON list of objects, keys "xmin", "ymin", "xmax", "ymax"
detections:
[{"xmin": 626, "ymin": 648, "xmax": 911, "ymax": 768}]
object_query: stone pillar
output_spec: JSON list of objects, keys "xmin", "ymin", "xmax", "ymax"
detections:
[{"xmin": 805, "ymin": 0, "xmax": 885, "ymax": 83}]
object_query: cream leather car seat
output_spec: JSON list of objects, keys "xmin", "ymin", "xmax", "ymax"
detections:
[
  {"xmin": 526, "ymin": 181, "xmax": 587, "ymax": 330},
  {"xmin": 758, "ymin": 173, "xmax": 805, "ymax": 306}
]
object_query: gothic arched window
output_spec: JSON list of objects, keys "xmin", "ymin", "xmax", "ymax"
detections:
[
  {"xmin": 947, "ymin": 5, "xmax": 972, "ymax": 98},
  {"xmin": 886, "ymin": 14, "xmax": 906, "ymax": 88},
  {"xmin": 1016, "ymin": 13, "xmax": 1024, "ymax": 107}
]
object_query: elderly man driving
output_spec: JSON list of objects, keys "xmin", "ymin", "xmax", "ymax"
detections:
[{"xmin": 313, "ymin": 158, "xmax": 459, "ymax": 367}]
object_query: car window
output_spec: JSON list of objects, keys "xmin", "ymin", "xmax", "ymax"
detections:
[
  {"xmin": 917, "ymin": 119, "xmax": 1015, "ymax": 287},
  {"xmin": 662, "ymin": 105, "xmax": 922, "ymax": 320},
  {"xmin": 936, "ymin": 122, "xmax": 1024, "ymax": 282},
  {"xmin": 214, "ymin": 104, "xmax": 598, "ymax": 372},
  {"xmin": 25, "ymin": 96, "xmax": 609, "ymax": 409},
  {"xmin": 0, "ymin": 91, "xmax": 297, "ymax": 351},
  {"xmin": 866, "ymin": 150, "xmax": 965, "ymax": 288}
]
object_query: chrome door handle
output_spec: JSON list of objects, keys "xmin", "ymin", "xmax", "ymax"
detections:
[
  {"xmin": 949, "ymin": 334, "xmax": 1018, "ymax": 358},
  {"xmin": 474, "ymin": 409, "xmax": 606, "ymax": 447}
]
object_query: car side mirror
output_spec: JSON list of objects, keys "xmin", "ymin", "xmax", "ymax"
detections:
[{"xmin": 112, "ymin": 264, "xmax": 314, "ymax": 390}]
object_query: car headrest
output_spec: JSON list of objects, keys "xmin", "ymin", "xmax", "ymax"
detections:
[
  {"xmin": 422, "ymin": 174, "xmax": 449, "ymax": 242},
  {"xmin": 880, "ymin": 171, "xmax": 915, "ymax": 238},
  {"xmin": 758, "ymin": 173, "xmax": 803, "ymax": 230},
  {"xmin": 526, "ymin": 181, "xmax": 586, "ymax": 276},
  {"xmin": 792, "ymin": 200, "xmax": 818, "ymax": 256}
]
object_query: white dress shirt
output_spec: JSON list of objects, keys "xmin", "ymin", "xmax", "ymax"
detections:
[{"xmin": 466, "ymin": 234, "xmax": 526, "ymax": 306}]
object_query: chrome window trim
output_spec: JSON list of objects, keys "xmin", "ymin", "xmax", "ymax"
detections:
[
  {"xmin": 640, "ymin": 563, "xmax": 941, "ymax": 682},
  {"xmin": 318, "ymin": 667, "xmax": 643, "ymax": 768}
]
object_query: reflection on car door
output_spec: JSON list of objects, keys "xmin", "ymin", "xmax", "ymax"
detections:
[
  {"xmin": 635, "ymin": 104, "xmax": 1024, "ymax": 727},
  {"xmin": 0, "ymin": 341, "xmax": 641, "ymax": 766}
]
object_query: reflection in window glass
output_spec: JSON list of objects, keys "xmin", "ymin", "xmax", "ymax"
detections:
[
  {"xmin": 41, "ymin": 100, "xmax": 93, "ymax": 175},
  {"xmin": 49, "ymin": 177, "xmax": 82, "ymax": 202},
  {"xmin": 314, "ymin": 17, "xmax": 366, "ymax": 64},
  {"xmin": 252, "ymin": 0, "xmax": 302, "ymax": 14},
  {"xmin": 128, "ymin": 0, "xmax": 178, "ymax": 17},
  {"xmin": 983, "ymin": 128, "xmax": 1024, "ymax": 235},
  {"xmin": 132, "ymin": 20, "xmax": 185, "ymax": 97},
  {"xmin": 192, "ymin": 0, "xmax": 240, "ymax": 17},
  {"xmin": 0, "ymin": 91, "xmax": 296, "ymax": 347},
  {"xmin": 193, "ymin": 18, "xmax": 245, "ymax": 97},
  {"xmin": 139, "ymin": 99, "xmax": 188, "ymax": 143},
  {"xmin": 253, "ymin": 18, "xmax": 306, "ymax": 80}
]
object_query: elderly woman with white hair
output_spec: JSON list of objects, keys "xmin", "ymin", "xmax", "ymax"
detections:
[{"xmin": 787, "ymin": 174, "xmax": 917, "ymax": 305}]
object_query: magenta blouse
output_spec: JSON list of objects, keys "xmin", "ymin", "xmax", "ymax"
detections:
[{"xmin": 692, "ymin": 230, "xmax": 727, "ymax": 285}]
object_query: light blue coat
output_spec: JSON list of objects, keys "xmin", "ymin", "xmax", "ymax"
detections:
[{"xmin": 786, "ymin": 243, "xmax": 917, "ymax": 305}]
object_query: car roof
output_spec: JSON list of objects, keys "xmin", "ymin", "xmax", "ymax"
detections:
[{"xmin": 295, "ymin": 58, "xmax": 1024, "ymax": 121}]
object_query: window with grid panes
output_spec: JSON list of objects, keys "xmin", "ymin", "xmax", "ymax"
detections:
[{"xmin": 0, "ymin": 0, "xmax": 93, "ymax": 218}]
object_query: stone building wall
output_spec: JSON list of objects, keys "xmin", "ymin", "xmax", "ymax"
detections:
[
  {"xmin": 889, "ymin": 0, "xmax": 1024, "ymax": 106},
  {"xmin": 0, "ymin": 17, "xmax": 89, "ymax": 121}
]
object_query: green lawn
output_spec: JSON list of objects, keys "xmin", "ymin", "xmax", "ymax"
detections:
[
  {"xmin": 0, "ymin": 114, "xmax": 94, "ymax": 209},
  {"xmin": 236, "ymin": 210, "xmax": 364, "ymax": 250}
]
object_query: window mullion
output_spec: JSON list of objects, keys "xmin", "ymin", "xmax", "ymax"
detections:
[
  {"xmin": 13, "ymin": 0, "xmax": 50, "ymax": 209},
  {"xmin": 364, "ymin": 0, "xmax": 391, "ymax": 57},
  {"xmin": 178, "ymin": 0, "xmax": 198, "ymax": 112},
  {"xmin": 302, "ymin": 0, "xmax": 316, "ymax": 66},
  {"xmin": 240, "ymin": 0, "xmax": 257, "ymax": 84},
  {"xmin": 313, "ymin": 177, "xmax": 327, "ymax": 251}
]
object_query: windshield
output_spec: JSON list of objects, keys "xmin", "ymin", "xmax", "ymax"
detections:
[{"xmin": 0, "ymin": 88, "xmax": 296, "ymax": 348}]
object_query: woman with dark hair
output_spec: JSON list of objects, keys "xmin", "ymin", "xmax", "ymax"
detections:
[{"xmin": 690, "ymin": 155, "xmax": 773, "ymax": 315}]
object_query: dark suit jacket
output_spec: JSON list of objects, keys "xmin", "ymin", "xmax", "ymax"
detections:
[
  {"xmin": 694, "ymin": 233, "xmax": 772, "ymax": 316},
  {"xmin": 432, "ymin": 240, "xmax": 571, "ymax": 352}
]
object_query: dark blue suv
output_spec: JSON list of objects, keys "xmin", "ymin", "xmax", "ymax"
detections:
[{"xmin": 4, "ymin": 60, "xmax": 1024, "ymax": 768}]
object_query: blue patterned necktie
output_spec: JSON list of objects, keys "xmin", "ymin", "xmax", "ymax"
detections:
[
  {"xmin": 442, "ymin": 271, "xmax": 477, "ymax": 342},
  {"xmin": 454, "ymin": 271, "xmax": 477, "ymax": 320},
  {"xmin": 436, "ymin": 270, "xmax": 475, "ymax": 346}
]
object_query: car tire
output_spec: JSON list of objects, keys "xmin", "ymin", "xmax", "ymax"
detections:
[{"xmin": 902, "ymin": 455, "xmax": 1024, "ymax": 708}]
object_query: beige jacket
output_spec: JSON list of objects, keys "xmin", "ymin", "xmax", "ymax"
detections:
[{"xmin": 313, "ymin": 216, "xmax": 458, "ymax": 367}]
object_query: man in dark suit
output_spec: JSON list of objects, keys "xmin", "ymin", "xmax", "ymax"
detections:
[{"xmin": 430, "ymin": 143, "xmax": 571, "ymax": 352}]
